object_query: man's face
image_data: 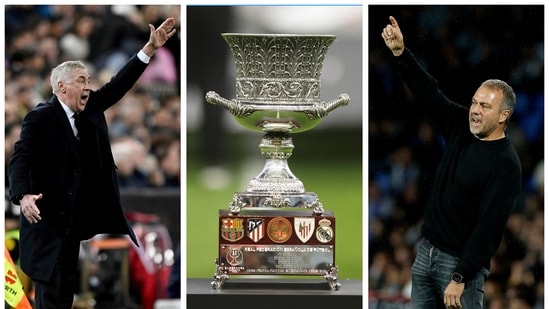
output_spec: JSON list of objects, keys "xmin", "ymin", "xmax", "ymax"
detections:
[
  {"xmin": 469, "ymin": 86, "xmax": 508, "ymax": 140},
  {"xmin": 59, "ymin": 68, "xmax": 90, "ymax": 113}
]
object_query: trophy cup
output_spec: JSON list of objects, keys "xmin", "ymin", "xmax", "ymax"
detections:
[{"xmin": 206, "ymin": 33, "xmax": 350, "ymax": 290}]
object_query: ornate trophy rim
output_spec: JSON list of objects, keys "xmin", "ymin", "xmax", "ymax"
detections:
[
  {"xmin": 206, "ymin": 33, "xmax": 350, "ymax": 133},
  {"xmin": 217, "ymin": 32, "xmax": 342, "ymax": 119}
]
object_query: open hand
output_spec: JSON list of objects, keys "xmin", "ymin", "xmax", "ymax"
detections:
[
  {"xmin": 20, "ymin": 193, "xmax": 43, "ymax": 224},
  {"xmin": 149, "ymin": 17, "xmax": 177, "ymax": 50},
  {"xmin": 141, "ymin": 17, "xmax": 177, "ymax": 57},
  {"xmin": 444, "ymin": 281, "xmax": 464, "ymax": 309}
]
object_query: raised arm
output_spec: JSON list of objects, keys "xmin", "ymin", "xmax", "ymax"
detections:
[
  {"xmin": 379, "ymin": 15, "xmax": 469, "ymax": 136},
  {"xmin": 381, "ymin": 16, "xmax": 405, "ymax": 56}
]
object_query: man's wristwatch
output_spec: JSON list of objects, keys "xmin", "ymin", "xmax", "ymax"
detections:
[{"xmin": 451, "ymin": 272, "xmax": 464, "ymax": 284}]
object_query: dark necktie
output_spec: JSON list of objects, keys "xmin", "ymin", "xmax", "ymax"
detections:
[{"xmin": 73, "ymin": 113, "xmax": 81, "ymax": 138}]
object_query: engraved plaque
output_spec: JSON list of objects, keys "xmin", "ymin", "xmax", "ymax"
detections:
[
  {"xmin": 219, "ymin": 245, "xmax": 334, "ymax": 274},
  {"xmin": 217, "ymin": 209, "xmax": 336, "ymax": 276}
]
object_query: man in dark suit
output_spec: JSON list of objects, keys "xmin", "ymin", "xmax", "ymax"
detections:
[{"xmin": 7, "ymin": 16, "xmax": 177, "ymax": 309}]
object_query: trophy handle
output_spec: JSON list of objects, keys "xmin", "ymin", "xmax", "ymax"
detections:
[
  {"xmin": 304, "ymin": 93, "xmax": 350, "ymax": 119},
  {"xmin": 205, "ymin": 91, "xmax": 254, "ymax": 118}
]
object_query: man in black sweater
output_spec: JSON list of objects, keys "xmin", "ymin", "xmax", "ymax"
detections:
[{"xmin": 381, "ymin": 16, "xmax": 522, "ymax": 309}]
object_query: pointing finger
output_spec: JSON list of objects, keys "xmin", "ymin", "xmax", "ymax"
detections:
[{"xmin": 389, "ymin": 16, "xmax": 399, "ymax": 28}]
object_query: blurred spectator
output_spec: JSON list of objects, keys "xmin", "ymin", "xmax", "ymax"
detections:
[
  {"xmin": 112, "ymin": 137, "xmax": 151, "ymax": 187},
  {"xmin": 140, "ymin": 46, "xmax": 177, "ymax": 85},
  {"xmin": 155, "ymin": 139, "xmax": 181, "ymax": 188},
  {"xmin": 59, "ymin": 12, "xmax": 96, "ymax": 60}
]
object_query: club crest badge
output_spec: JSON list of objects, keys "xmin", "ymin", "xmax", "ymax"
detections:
[
  {"xmin": 267, "ymin": 217, "xmax": 292, "ymax": 243},
  {"xmin": 221, "ymin": 218, "xmax": 245, "ymax": 242},
  {"xmin": 225, "ymin": 247, "xmax": 244, "ymax": 266},
  {"xmin": 246, "ymin": 218, "xmax": 265, "ymax": 243},
  {"xmin": 294, "ymin": 217, "xmax": 315, "ymax": 243},
  {"xmin": 316, "ymin": 218, "xmax": 334, "ymax": 243}
]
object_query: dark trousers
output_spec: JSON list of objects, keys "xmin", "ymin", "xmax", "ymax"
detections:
[
  {"xmin": 33, "ymin": 234, "xmax": 81, "ymax": 309},
  {"xmin": 411, "ymin": 238, "xmax": 489, "ymax": 308}
]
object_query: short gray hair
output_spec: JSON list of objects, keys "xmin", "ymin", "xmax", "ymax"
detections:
[
  {"xmin": 481, "ymin": 79, "xmax": 516, "ymax": 125},
  {"xmin": 50, "ymin": 60, "xmax": 87, "ymax": 94}
]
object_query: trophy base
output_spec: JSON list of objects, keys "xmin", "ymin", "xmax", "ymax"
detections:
[
  {"xmin": 211, "ymin": 262, "xmax": 341, "ymax": 291},
  {"xmin": 212, "ymin": 209, "xmax": 340, "ymax": 290},
  {"xmin": 228, "ymin": 192, "xmax": 325, "ymax": 215}
]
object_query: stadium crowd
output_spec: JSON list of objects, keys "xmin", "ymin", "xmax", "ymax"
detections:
[
  {"xmin": 5, "ymin": 5, "xmax": 181, "ymax": 190},
  {"xmin": 369, "ymin": 6, "xmax": 543, "ymax": 308}
]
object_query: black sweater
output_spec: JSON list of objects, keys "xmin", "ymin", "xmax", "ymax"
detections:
[{"xmin": 394, "ymin": 48, "xmax": 522, "ymax": 281}]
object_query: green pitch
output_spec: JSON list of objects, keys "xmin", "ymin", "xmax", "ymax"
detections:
[{"xmin": 186, "ymin": 129, "xmax": 363, "ymax": 280}]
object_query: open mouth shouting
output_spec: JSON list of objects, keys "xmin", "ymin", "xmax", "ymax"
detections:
[{"xmin": 470, "ymin": 115, "xmax": 481, "ymax": 128}]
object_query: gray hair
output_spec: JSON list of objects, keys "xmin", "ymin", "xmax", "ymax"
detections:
[
  {"xmin": 481, "ymin": 79, "xmax": 516, "ymax": 126},
  {"xmin": 50, "ymin": 60, "xmax": 87, "ymax": 94}
]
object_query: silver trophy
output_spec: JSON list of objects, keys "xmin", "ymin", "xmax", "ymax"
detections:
[
  {"xmin": 206, "ymin": 33, "xmax": 349, "ymax": 213},
  {"xmin": 207, "ymin": 33, "xmax": 349, "ymax": 289}
]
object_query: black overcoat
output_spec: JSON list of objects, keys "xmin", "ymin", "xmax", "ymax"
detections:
[{"xmin": 8, "ymin": 54, "xmax": 146, "ymax": 281}]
